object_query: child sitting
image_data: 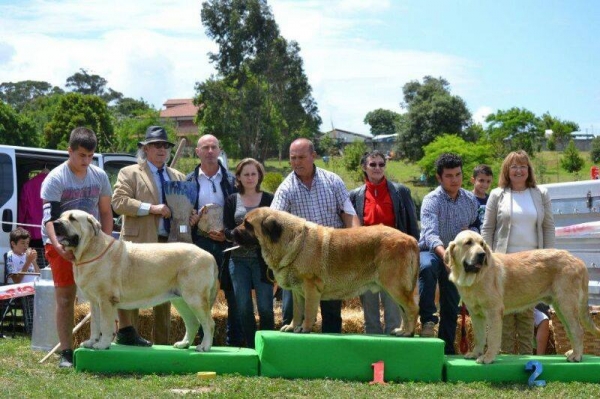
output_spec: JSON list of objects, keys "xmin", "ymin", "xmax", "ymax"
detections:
[{"xmin": 6, "ymin": 227, "xmax": 40, "ymax": 284}]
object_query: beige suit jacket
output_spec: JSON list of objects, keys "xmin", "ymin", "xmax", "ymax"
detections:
[
  {"xmin": 481, "ymin": 185, "xmax": 555, "ymax": 254},
  {"xmin": 112, "ymin": 161, "xmax": 186, "ymax": 243}
]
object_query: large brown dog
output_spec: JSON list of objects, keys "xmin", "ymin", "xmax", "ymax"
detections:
[
  {"xmin": 53, "ymin": 210, "xmax": 218, "ymax": 351},
  {"xmin": 445, "ymin": 230, "xmax": 600, "ymax": 364},
  {"xmin": 232, "ymin": 208, "xmax": 419, "ymax": 336}
]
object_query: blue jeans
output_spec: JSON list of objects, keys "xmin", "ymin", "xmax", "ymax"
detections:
[
  {"xmin": 361, "ymin": 291, "xmax": 401, "ymax": 335},
  {"xmin": 282, "ymin": 289, "xmax": 342, "ymax": 333},
  {"xmin": 419, "ymin": 251, "xmax": 459, "ymax": 354},
  {"xmin": 229, "ymin": 256, "xmax": 274, "ymax": 348},
  {"xmin": 194, "ymin": 235, "xmax": 243, "ymax": 346}
]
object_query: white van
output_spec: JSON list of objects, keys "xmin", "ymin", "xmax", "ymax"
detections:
[{"xmin": 0, "ymin": 145, "xmax": 137, "ymax": 282}]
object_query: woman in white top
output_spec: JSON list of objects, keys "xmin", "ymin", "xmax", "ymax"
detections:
[{"xmin": 481, "ymin": 150, "xmax": 555, "ymax": 355}]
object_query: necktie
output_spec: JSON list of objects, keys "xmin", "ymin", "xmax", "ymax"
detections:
[{"xmin": 157, "ymin": 167, "xmax": 171, "ymax": 234}]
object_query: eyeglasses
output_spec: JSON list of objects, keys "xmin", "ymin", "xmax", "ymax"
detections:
[
  {"xmin": 150, "ymin": 142, "xmax": 172, "ymax": 149},
  {"xmin": 510, "ymin": 165, "xmax": 528, "ymax": 171},
  {"xmin": 368, "ymin": 162, "xmax": 386, "ymax": 168}
]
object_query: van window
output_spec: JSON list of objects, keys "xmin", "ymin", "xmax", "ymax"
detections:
[{"xmin": 0, "ymin": 153, "xmax": 14, "ymax": 209}]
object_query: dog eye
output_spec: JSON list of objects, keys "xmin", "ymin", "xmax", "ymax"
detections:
[
  {"xmin": 244, "ymin": 220, "xmax": 254, "ymax": 231},
  {"xmin": 464, "ymin": 239, "xmax": 472, "ymax": 245}
]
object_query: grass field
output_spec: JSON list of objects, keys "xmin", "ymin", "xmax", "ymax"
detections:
[{"xmin": 2, "ymin": 336, "xmax": 600, "ymax": 398}]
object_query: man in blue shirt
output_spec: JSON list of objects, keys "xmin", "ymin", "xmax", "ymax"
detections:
[{"xmin": 418, "ymin": 153, "xmax": 480, "ymax": 354}]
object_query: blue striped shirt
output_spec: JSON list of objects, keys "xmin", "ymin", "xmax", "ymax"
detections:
[
  {"xmin": 419, "ymin": 186, "xmax": 480, "ymax": 251},
  {"xmin": 271, "ymin": 167, "xmax": 349, "ymax": 228}
]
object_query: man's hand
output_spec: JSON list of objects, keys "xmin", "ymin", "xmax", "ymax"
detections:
[
  {"xmin": 190, "ymin": 209, "xmax": 199, "ymax": 226},
  {"xmin": 208, "ymin": 230, "xmax": 225, "ymax": 242},
  {"xmin": 150, "ymin": 204, "xmax": 171, "ymax": 218},
  {"xmin": 55, "ymin": 243, "xmax": 75, "ymax": 262}
]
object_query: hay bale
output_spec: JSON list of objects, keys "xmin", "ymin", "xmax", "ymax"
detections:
[
  {"xmin": 551, "ymin": 307, "xmax": 600, "ymax": 356},
  {"xmin": 74, "ymin": 295, "xmax": 554, "ymax": 354}
]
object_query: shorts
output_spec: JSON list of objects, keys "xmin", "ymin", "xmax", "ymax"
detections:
[{"xmin": 44, "ymin": 244, "xmax": 75, "ymax": 287}]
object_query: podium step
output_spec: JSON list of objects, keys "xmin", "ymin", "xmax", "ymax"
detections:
[
  {"xmin": 255, "ymin": 331, "xmax": 445, "ymax": 382},
  {"xmin": 445, "ymin": 354, "xmax": 600, "ymax": 383},
  {"xmin": 74, "ymin": 344, "xmax": 259, "ymax": 375}
]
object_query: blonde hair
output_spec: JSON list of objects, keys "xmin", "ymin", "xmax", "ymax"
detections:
[{"xmin": 498, "ymin": 150, "xmax": 537, "ymax": 188}]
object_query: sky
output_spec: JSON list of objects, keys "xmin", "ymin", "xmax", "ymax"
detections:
[{"xmin": 1, "ymin": 0, "xmax": 599, "ymax": 137}]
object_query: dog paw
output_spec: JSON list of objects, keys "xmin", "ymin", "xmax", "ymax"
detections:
[
  {"xmin": 565, "ymin": 350, "xmax": 582, "ymax": 362},
  {"xmin": 464, "ymin": 351, "xmax": 478, "ymax": 360},
  {"xmin": 476, "ymin": 354, "xmax": 495, "ymax": 364},
  {"xmin": 195, "ymin": 344, "xmax": 211, "ymax": 352},
  {"xmin": 391, "ymin": 328, "xmax": 414, "ymax": 337},
  {"xmin": 173, "ymin": 340, "xmax": 190, "ymax": 349},
  {"xmin": 80, "ymin": 339, "xmax": 96, "ymax": 348},
  {"xmin": 93, "ymin": 340, "xmax": 112, "ymax": 350},
  {"xmin": 280, "ymin": 324, "xmax": 295, "ymax": 332}
]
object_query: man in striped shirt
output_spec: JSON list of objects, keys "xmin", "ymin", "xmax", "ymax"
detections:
[
  {"xmin": 418, "ymin": 153, "xmax": 480, "ymax": 354},
  {"xmin": 271, "ymin": 138, "xmax": 359, "ymax": 333}
]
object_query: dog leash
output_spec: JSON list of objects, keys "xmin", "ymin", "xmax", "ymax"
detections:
[
  {"xmin": 460, "ymin": 302, "xmax": 469, "ymax": 354},
  {"xmin": 75, "ymin": 240, "xmax": 116, "ymax": 266}
]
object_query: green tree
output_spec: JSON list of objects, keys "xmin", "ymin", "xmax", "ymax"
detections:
[
  {"xmin": 0, "ymin": 100, "xmax": 38, "ymax": 146},
  {"xmin": 112, "ymin": 97, "xmax": 153, "ymax": 118},
  {"xmin": 397, "ymin": 76, "xmax": 472, "ymax": 162},
  {"xmin": 198, "ymin": 0, "xmax": 321, "ymax": 157},
  {"xmin": 560, "ymin": 140, "xmax": 585, "ymax": 174},
  {"xmin": 540, "ymin": 113, "xmax": 579, "ymax": 151},
  {"xmin": 0, "ymin": 80, "xmax": 64, "ymax": 111},
  {"xmin": 417, "ymin": 134, "xmax": 493, "ymax": 185},
  {"xmin": 363, "ymin": 108, "xmax": 402, "ymax": 136},
  {"xmin": 20, "ymin": 93, "xmax": 63, "ymax": 142},
  {"xmin": 112, "ymin": 110, "xmax": 171, "ymax": 153},
  {"xmin": 342, "ymin": 141, "xmax": 367, "ymax": 182},
  {"xmin": 44, "ymin": 93, "xmax": 114, "ymax": 151},
  {"xmin": 65, "ymin": 68, "xmax": 123, "ymax": 104},
  {"xmin": 484, "ymin": 107, "xmax": 542, "ymax": 157},
  {"xmin": 590, "ymin": 136, "xmax": 600, "ymax": 163}
]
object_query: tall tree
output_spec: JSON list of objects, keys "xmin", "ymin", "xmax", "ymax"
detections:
[
  {"xmin": 485, "ymin": 107, "xmax": 543, "ymax": 157},
  {"xmin": 44, "ymin": 93, "xmax": 114, "ymax": 151},
  {"xmin": 113, "ymin": 110, "xmax": 173, "ymax": 153},
  {"xmin": 397, "ymin": 76, "xmax": 472, "ymax": 162},
  {"xmin": 20, "ymin": 93, "xmax": 63, "ymax": 142},
  {"xmin": 198, "ymin": 0, "xmax": 321, "ymax": 158},
  {"xmin": 561, "ymin": 139, "xmax": 585, "ymax": 174},
  {"xmin": 0, "ymin": 100, "xmax": 38, "ymax": 146},
  {"xmin": 0, "ymin": 80, "xmax": 63, "ymax": 112},
  {"xmin": 363, "ymin": 108, "xmax": 402, "ymax": 136},
  {"xmin": 65, "ymin": 69, "xmax": 123, "ymax": 104}
]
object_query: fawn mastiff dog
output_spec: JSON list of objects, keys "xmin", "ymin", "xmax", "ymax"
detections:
[
  {"xmin": 445, "ymin": 230, "xmax": 600, "ymax": 364},
  {"xmin": 232, "ymin": 208, "xmax": 420, "ymax": 336},
  {"xmin": 53, "ymin": 210, "xmax": 218, "ymax": 351}
]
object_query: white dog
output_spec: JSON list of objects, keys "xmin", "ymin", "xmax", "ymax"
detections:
[{"xmin": 53, "ymin": 210, "xmax": 218, "ymax": 352}]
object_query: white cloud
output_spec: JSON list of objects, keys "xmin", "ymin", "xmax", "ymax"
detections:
[{"xmin": 473, "ymin": 106, "xmax": 494, "ymax": 125}]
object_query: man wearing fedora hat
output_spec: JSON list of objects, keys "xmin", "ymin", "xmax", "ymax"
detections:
[{"xmin": 112, "ymin": 125, "xmax": 186, "ymax": 345}]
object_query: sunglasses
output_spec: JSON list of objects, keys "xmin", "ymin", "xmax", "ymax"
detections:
[
  {"xmin": 368, "ymin": 162, "xmax": 386, "ymax": 168},
  {"xmin": 150, "ymin": 142, "xmax": 172, "ymax": 149}
]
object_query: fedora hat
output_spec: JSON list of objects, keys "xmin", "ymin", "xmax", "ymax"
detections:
[{"xmin": 138, "ymin": 126, "xmax": 175, "ymax": 147}]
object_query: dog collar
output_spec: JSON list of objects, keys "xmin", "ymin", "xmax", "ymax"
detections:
[{"xmin": 75, "ymin": 240, "xmax": 116, "ymax": 266}]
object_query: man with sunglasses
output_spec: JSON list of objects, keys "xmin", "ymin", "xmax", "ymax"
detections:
[
  {"xmin": 349, "ymin": 150, "xmax": 419, "ymax": 335},
  {"xmin": 187, "ymin": 134, "xmax": 243, "ymax": 346},
  {"xmin": 112, "ymin": 125, "xmax": 187, "ymax": 345}
]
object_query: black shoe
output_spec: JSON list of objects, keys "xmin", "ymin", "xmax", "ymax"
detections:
[
  {"xmin": 59, "ymin": 349, "xmax": 73, "ymax": 368},
  {"xmin": 115, "ymin": 326, "xmax": 152, "ymax": 347}
]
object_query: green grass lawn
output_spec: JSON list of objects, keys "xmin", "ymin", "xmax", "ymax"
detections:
[{"xmin": 2, "ymin": 336, "xmax": 600, "ymax": 397}]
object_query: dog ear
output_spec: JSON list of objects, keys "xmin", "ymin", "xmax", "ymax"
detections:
[
  {"xmin": 261, "ymin": 216, "xmax": 283, "ymax": 243},
  {"xmin": 444, "ymin": 241, "xmax": 455, "ymax": 267},
  {"xmin": 482, "ymin": 240, "xmax": 493, "ymax": 266},
  {"xmin": 87, "ymin": 215, "xmax": 101, "ymax": 236}
]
